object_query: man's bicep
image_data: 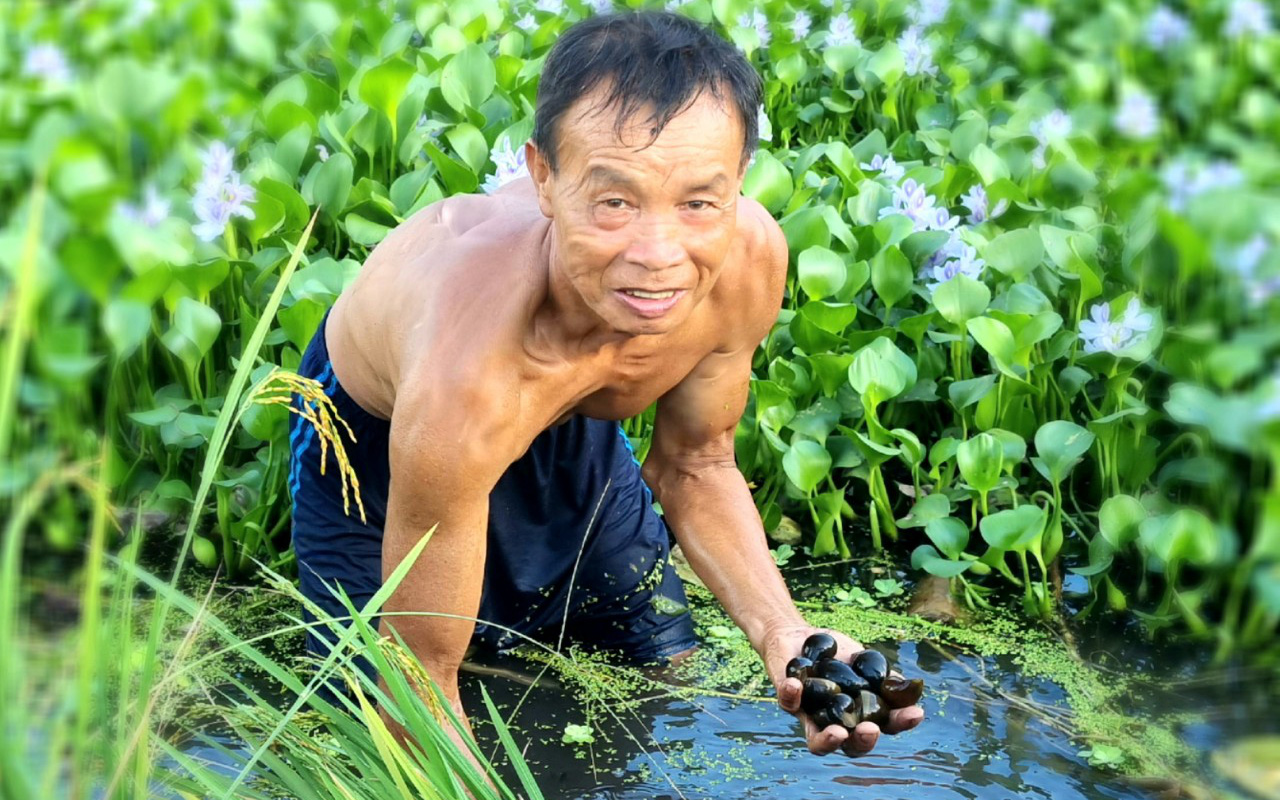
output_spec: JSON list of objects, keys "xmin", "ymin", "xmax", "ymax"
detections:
[{"xmin": 650, "ymin": 345, "xmax": 755, "ymax": 462}]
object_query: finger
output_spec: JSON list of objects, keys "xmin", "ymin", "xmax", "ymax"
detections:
[
  {"xmin": 841, "ymin": 720, "xmax": 880, "ymax": 755},
  {"xmin": 807, "ymin": 721, "xmax": 849, "ymax": 756},
  {"xmin": 883, "ymin": 704, "xmax": 925, "ymax": 734},
  {"xmin": 778, "ymin": 677, "xmax": 802, "ymax": 713}
]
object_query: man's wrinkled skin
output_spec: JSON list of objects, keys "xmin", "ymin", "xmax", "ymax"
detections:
[{"xmin": 322, "ymin": 86, "xmax": 923, "ymax": 757}]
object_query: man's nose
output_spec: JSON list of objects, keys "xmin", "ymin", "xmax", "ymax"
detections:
[{"xmin": 625, "ymin": 215, "xmax": 685, "ymax": 271}]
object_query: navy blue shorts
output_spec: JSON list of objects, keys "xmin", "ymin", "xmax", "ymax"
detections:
[{"xmin": 288, "ymin": 313, "xmax": 697, "ymax": 673}]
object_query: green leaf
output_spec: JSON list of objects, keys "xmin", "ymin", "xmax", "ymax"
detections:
[
  {"xmin": 1098, "ymin": 494, "xmax": 1146, "ymax": 551},
  {"xmin": 781, "ymin": 207, "xmax": 830, "ymax": 253},
  {"xmin": 797, "ymin": 246, "xmax": 846, "ymax": 300},
  {"xmin": 1031, "ymin": 420, "xmax": 1096, "ymax": 484},
  {"xmin": 312, "ymin": 152, "xmax": 354, "ymax": 216},
  {"xmin": 911, "ymin": 544, "xmax": 973, "ymax": 577},
  {"xmin": 932, "ymin": 274, "xmax": 991, "ymax": 326},
  {"xmin": 980, "ymin": 505, "xmax": 1046, "ymax": 552},
  {"xmin": 925, "ymin": 517, "xmax": 970, "ymax": 559},
  {"xmin": 345, "ymin": 213, "xmax": 392, "ymax": 246},
  {"xmin": 441, "ymin": 44, "xmax": 496, "ymax": 115},
  {"xmin": 848, "ymin": 337, "xmax": 917, "ymax": 405},
  {"xmin": 983, "ymin": 228, "xmax": 1044, "ymax": 280},
  {"xmin": 358, "ymin": 58, "xmax": 417, "ymax": 136},
  {"xmin": 948, "ymin": 374, "xmax": 996, "ymax": 409},
  {"xmin": 871, "ymin": 246, "xmax": 913, "ymax": 308},
  {"xmin": 103, "ymin": 298, "xmax": 153, "ymax": 360},
  {"xmin": 161, "ymin": 298, "xmax": 222, "ymax": 371},
  {"xmin": 743, "ymin": 150, "xmax": 793, "ymax": 214},
  {"xmin": 957, "ymin": 433, "xmax": 1003, "ymax": 494},
  {"xmin": 898, "ymin": 493, "xmax": 951, "ymax": 529},
  {"xmin": 968, "ymin": 143, "xmax": 1010, "ymax": 185},
  {"xmin": 1138, "ymin": 509, "xmax": 1223, "ymax": 569},
  {"xmin": 782, "ymin": 440, "xmax": 832, "ymax": 493},
  {"xmin": 446, "ymin": 123, "xmax": 489, "ymax": 174}
]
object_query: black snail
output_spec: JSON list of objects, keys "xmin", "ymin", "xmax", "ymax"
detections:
[{"xmin": 786, "ymin": 634, "xmax": 925, "ymax": 733}]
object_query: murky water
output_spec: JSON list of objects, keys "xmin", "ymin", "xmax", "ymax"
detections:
[{"xmin": 458, "ymin": 568, "xmax": 1277, "ymax": 800}]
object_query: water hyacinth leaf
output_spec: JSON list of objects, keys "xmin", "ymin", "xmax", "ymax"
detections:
[
  {"xmin": 799, "ymin": 301, "xmax": 860, "ymax": 335},
  {"xmin": 247, "ymin": 193, "xmax": 286, "ymax": 242},
  {"xmin": 992, "ymin": 283, "xmax": 1053, "ymax": 316},
  {"xmin": 781, "ymin": 206, "xmax": 830, "ymax": 253},
  {"xmin": 776, "ymin": 53, "xmax": 807, "ymax": 87},
  {"xmin": 824, "ymin": 45, "xmax": 862, "ymax": 77},
  {"xmin": 785, "ymin": 396, "xmax": 842, "ymax": 442},
  {"xmin": 983, "ymin": 228, "xmax": 1044, "ymax": 280},
  {"xmin": 752, "ymin": 380, "xmax": 796, "ymax": 434},
  {"xmin": 865, "ymin": 42, "xmax": 904, "ymax": 86},
  {"xmin": 930, "ymin": 437, "xmax": 959, "ymax": 468},
  {"xmin": 986, "ymin": 428, "xmax": 1027, "ymax": 470},
  {"xmin": 873, "ymin": 215, "xmax": 916, "ymax": 251},
  {"xmin": 1069, "ymin": 533, "xmax": 1115, "ymax": 576},
  {"xmin": 1138, "ymin": 509, "xmax": 1224, "ymax": 569},
  {"xmin": 162, "ymin": 298, "xmax": 222, "ymax": 371},
  {"xmin": 312, "ymin": 152, "xmax": 354, "ymax": 216},
  {"xmin": 871, "ymin": 246, "xmax": 913, "ymax": 308},
  {"xmin": 827, "ymin": 435, "xmax": 864, "ymax": 469},
  {"xmin": 891, "ymin": 428, "xmax": 925, "ymax": 466},
  {"xmin": 1031, "ymin": 420, "xmax": 1095, "ymax": 484},
  {"xmin": 951, "ymin": 114, "xmax": 988, "ymax": 162},
  {"xmin": 424, "ymin": 141, "xmax": 479, "ymax": 195},
  {"xmin": 441, "ymin": 44, "xmax": 496, "ymax": 115},
  {"xmin": 797, "ymin": 246, "xmax": 847, "ymax": 300},
  {"xmin": 1098, "ymin": 494, "xmax": 1146, "ymax": 551},
  {"xmin": 933, "ymin": 274, "xmax": 991, "ymax": 327},
  {"xmin": 898, "ymin": 493, "xmax": 951, "ymax": 529},
  {"xmin": 966, "ymin": 316, "xmax": 1017, "ymax": 369},
  {"xmin": 783, "ymin": 439, "xmax": 832, "ymax": 494},
  {"xmin": 925, "ymin": 517, "xmax": 970, "ymax": 559},
  {"xmin": 980, "ymin": 505, "xmax": 1046, "ymax": 552},
  {"xmin": 102, "ymin": 298, "xmax": 152, "ymax": 360},
  {"xmin": 948, "ymin": 374, "xmax": 996, "ymax": 409},
  {"xmin": 345, "ymin": 213, "xmax": 392, "ymax": 246},
  {"xmin": 848, "ymin": 337, "xmax": 917, "ymax": 404},
  {"xmin": 807, "ymin": 353, "xmax": 856, "ymax": 397},
  {"xmin": 912, "ymin": 544, "xmax": 973, "ymax": 577},
  {"xmin": 743, "ymin": 150, "xmax": 792, "ymax": 214},
  {"xmin": 957, "ymin": 433, "xmax": 1003, "ymax": 494},
  {"xmin": 968, "ymin": 143, "xmax": 1010, "ymax": 185},
  {"xmin": 790, "ymin": 311, "xmax": 844, "ymax": 354},
  {"xmin": 278, "ymin": 298, "xmax": 328, "ymax": 353},
  {"xmin": 446, "ymin": 124, "xmax": 490, "ymax": 175}
]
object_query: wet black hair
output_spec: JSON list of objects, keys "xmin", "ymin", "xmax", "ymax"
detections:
[{"xmin": 532, "ymin": 11, "xmax": 762, "ymax": 172}]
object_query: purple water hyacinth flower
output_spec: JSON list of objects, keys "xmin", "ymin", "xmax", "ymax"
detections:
[
  {"xmin": 23, "ymin": 43, "xmax": 72, "ymax": 84},
  {"xmin": 927, "ymin": 239, "xmax": 986, "ymax": 292},
  {"xmin": 899, "ymin": 25, "xmax": 938, "ymax": 77},
  {"xmin": 482, "ymin": 137, "xmax": 530, "ymax": 195},
  {"xmin": 1225, "ymin": 234, "xmax": 1278, "ymax": 306},
  {"xmin": 1224, "ymin": 0, "xmax": 1272, "ymax": 38},
  {"xmin": 1079, "ymin": 298, "xmax": 1154, "ymax": 355},
  {"xmin": 117, "ymin": 185, "xmax": 171, "ymax": 229},
  {"xmin": 1159, "ymin": 157, "xmax": 1244, "ymax": 213},
  {"xmin": 315, "ymin": 144, "xmax": 330, "ymax": 162},
  {"xmin": 757, "ymin": 105, "xmax": 772, "ymax": 143},
  {"xmin": 1018, "ymin": 7, "xmax": 1053, "ymax": 38},
  {"xmin": 737, "ymin": 10, "xmax": 771, "ymax": 46},
  {"xmin": 198, "ymin": 141, "xmax": 235, "ymax": 190},
  {"xmin": 880, "ymin": 178, "xmax": 958, "ymax": 233},
  {"xmin": 589, "ymin": 0, "xmax": 613, "ymax": 13},
  {"xmin": 959, "ymin": 184, "xmax": 1009, "ymax": 224},
  {"xmin": 515, "ymin": 13, "xmax": 537, "ymax": 32},
  {"xmin": 819, "ymin": 0, "xmax": 835, "ymax": 9},
  {"xmin": 907, "ymin": 0, "xmax": 950, "ymax": 28},
  {"xmin": 192, "ymin": 172, "xmax": 256, "ymax": 243},
  {"xmin": 1113, "ymin": 88, "xmax": 1160, "ymax": 139},
  {"xmin": 1144, "ymin": 5, "xmax": 1192, "ymax": 48},
  {"xmin": 860, "ymin": 153, "xmax": 905, "ymax": 183},
  {"xmin": 1029, "ymin": 109, "xmax": 1072, "ymax": 169},
  {"xmin": 534, "ymin": 0, "xmax": 564, "ymax": 13},
  {"xmin": 789, "ymin": 10, "xmax": 812, "ymax": 41},
  {"xmin": 826, "ymin": 15, "xmax": 860, "ymax": 48}
]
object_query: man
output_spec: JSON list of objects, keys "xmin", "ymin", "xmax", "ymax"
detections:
[{"xmin": 289, "ymin": 10, "xmax": 923, "ymax": 758}]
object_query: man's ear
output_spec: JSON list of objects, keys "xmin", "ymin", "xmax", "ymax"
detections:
[{"xmin": 525, "ymin": 140, "xmax": 555, "ymax": 218}]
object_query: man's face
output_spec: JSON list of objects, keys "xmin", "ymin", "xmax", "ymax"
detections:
[{"xmin": 528, "ymin": 88, "xmax": 747, "ymax": 337}]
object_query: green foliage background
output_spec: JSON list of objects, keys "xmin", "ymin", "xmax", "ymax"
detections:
[{"xmin": 2, "ymin": 0, "xmax": 1279, "ymax": 658}]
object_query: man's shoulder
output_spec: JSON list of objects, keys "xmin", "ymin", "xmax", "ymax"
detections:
[{"xmin": 397, "ymin": 182, "xmax": 543, "ymax": 250}]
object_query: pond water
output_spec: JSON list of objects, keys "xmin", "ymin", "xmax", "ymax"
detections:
[{"xmin": 455, "ymin": 563, "xmax": 1278, "ymax": 800}]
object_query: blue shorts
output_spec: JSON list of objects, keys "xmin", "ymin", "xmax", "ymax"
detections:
[{"xmin": 288, "ymin": 313, "xmax": 697, "ymax": 674}]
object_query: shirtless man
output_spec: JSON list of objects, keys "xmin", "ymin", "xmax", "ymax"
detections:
[{"xmin": 288, "ymin": 10, "xmax": 923, "ymax": 758}]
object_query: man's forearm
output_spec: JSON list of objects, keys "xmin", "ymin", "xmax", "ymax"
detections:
[{"xmin": 650, "ymin": 461, "xmax": 806, "ymax": 647}]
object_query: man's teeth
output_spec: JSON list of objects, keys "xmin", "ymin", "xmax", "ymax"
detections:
[{"xmin": 624, "ymin": 290, "xmax": 676, "ymax": 299}]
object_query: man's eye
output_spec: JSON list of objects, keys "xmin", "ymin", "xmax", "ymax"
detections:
[
  {"xmin": 604, "ymin": 198, "xmax": 627, "ymax": 209},
  {"xmin": 687, "ymin": 200, "xmax": 711, "ymax": 211}
]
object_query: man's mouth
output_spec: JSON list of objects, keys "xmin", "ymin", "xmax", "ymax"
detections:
[
  {"xmin": 622, "ymin": 289, "xmax": 678, "ymax": 300},
  {"xmin": 616, "ymin": 288, "xmax": 686, "ymax": 318}
]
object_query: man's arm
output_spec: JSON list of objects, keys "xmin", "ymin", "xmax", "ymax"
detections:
[
  {"xmin": 641, "ymin": 208, "xmax": 922, "ymax": 755},
  {"xmin": 378, "ymin": 379, "xmax": 516, "ymax": 759}
]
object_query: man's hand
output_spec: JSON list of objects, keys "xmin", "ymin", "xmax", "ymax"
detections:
[{"xmin": 761, "ymin": 623, "xmax": 926, "ymax": 756}]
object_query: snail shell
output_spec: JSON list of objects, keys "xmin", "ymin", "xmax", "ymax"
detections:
[
  {"xmin": 879, "ymin": 675, "xmax": 925, "ymax": 709},
  {"xmin": 813, "ymin": 657, "xmax": 870, "ymax": 697},
  {"xmin": 800, "ymin": 677, "xmax": 841, "ymax": 714},
  {"xmin": 786, "ymin": 656, "xmax": 814, "ymax": 681},
  {"xmin": 851, "ymin": 649, "xmax": 889, "ymax": 693},
  {"xmin": 801, "ymin": 632, "xmax": 838, "ymax": 662}
]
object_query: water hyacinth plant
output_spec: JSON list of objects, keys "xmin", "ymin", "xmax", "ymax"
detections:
[{"xmin": 4, "ymin": 5, "xmax": 1279, "ymax": 797}]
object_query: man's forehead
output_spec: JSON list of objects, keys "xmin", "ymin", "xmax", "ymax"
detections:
[{"xmin": 558, "ymin": 85, "xmax": 740, "ymax": 146}]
